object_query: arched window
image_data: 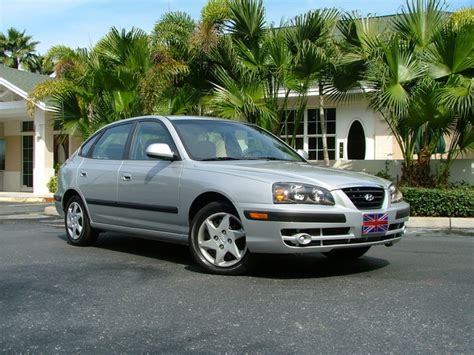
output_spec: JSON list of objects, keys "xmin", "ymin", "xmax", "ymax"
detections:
[{"xmin": 347, "ymin": 120, "xmax": 366, "ymax": 160}]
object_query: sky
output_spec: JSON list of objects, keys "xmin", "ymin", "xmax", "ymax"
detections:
[{"xmin": 1, "ymin": 0, "xmax": 472, "ymax": 54}]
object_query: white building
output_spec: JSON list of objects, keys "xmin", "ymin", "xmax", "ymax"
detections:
[
  {"xmin": 0, "ymin": 65, "xmax": 81, "ymax": 194},
  {"xmin": 279, "ymin": 91, "xmax": 401, "ymax": 161}
]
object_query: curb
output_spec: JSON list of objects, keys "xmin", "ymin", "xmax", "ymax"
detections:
[
  {"xmin": 44, "ymin": 206, "xmax": 60, "ymax": 217},
  {"xmin": 405, "ymin": 217, "xmax": 474, "ymax": 230},
  {"xmin": 0, "ymin": 197, "xmax": 54, "ymax": 203}
]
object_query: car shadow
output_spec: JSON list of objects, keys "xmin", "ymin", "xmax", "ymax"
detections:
[
  {"xmin": 56, "ymin": 233, "xmax": 390, "ymax": 278},
  {"xmin": 246, "ymin": 253, "xmax": 389, "ymax": 279},
  {"xmin": 57, "ymin": 232, "xmax": 198, "ymax": 270}
]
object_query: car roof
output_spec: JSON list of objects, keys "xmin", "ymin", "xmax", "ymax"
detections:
[
  {"xmin": 112, "ymin": 115, "xmax": 239, "ymax": 123},
  {"xmin": 164, "ymin": 115, "xmax": 238, "ymax": 123},
  {"xmin": 92, "ymin": 115, "xmax": 248, "ymax": 135}
]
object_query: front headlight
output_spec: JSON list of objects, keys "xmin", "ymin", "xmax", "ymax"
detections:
[
  {"xmin": 389, "ymin": 183, "xmax": 403, "ymax": 203},
  {"xmin": 273, "ymin": 182, "xmax": 335, "ymax": 205}
]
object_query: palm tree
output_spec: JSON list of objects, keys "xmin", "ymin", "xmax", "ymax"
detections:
[
  {"xmin": 334, "ymin": 0, "xmax": 472, "ymax": 186},
  {"xmin": 0, "ymin": 27, "xmax": 39, "ymax": 69},
  {"xmin": 285, "ymin": 9, "xmax": 339, "ymax": 165},
  {"xmin": 427, "ymin": 11, "xmax": 474, "ymax": 184},
  {"xmin": 30, "ymin": 27, "xmax": 160, "ymax": 138},
  {"xmin": 149, "ymin": 10, "xmax": 219, "ymax": 115},
  {"xmin": 208, "ymin": 0, "xmax": 294, "ymax": 131}
]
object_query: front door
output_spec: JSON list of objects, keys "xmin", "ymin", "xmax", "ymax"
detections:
[{"xmin": 116, "ymin": 120, "xmax": 183, "ymax": 234}]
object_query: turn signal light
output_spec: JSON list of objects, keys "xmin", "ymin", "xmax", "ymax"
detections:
[{"xmin": 248, "ymin": 212, "xmax": 269, "ymax": 220}]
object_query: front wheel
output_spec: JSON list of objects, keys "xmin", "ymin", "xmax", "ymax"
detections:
[
  {"xmin": 65, "ymin": 196, "xmax": 98, "ymax": 246},
  {"xmin": 323, "ymin": 246, "xmax": 371, "ymax": 259},
  {"xmin": 189, "ymin": 201, "xmax": 251, "ymax": 275}
]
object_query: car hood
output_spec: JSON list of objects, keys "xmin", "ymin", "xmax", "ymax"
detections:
[{"xmin": 194, "ymin": 160, "xmax": 389, "ymax": 190}]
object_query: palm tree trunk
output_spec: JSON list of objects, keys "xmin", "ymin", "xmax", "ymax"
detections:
[{"xmin": 319, "ymin": 82, "xmax": 330, "ymax": 166}]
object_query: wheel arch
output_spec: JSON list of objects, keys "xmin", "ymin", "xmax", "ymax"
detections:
[
  {"xmin": 188, "ymin": 191, "xmax": 238, "ymax": 224},
  {"xmin": 62, "ymin": 188, "xmax": 82, "ymax": 210}
]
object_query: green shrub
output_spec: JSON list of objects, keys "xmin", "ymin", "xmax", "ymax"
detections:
[
  {"xmin": 401, "ymin": 187, "xmax": 474, "ymax": 217},
  {"xmin": 47, "ymin": 175, "xmax": 58, "ymax": 193},
  {"xmin": 375, "ymin": 160, "xmax": 393, "ymax": 181}
]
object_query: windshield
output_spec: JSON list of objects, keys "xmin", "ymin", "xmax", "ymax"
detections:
[{"xmin": 172, "ymin": 119, "xmax": 304, "ymax": 162}]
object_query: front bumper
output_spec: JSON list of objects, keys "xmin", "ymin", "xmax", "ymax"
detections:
[{"xmin": 238, "ymin": 201, "xmax": 410, "ymax": 254}]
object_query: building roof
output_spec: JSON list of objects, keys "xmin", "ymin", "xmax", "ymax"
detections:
[{"xmin": 0, "ymin": 64, "xmax": 52, "ymax": 94}]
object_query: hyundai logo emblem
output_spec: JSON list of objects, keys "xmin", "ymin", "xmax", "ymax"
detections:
[{"xmin": 364, "ymin": 194, "xmax": 375, "ymax": 201}]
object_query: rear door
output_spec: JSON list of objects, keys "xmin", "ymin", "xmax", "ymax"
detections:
[
  {"xmin": 115, "ymin": 120, "xmax": 184, "ymax": 234},
  {"xmin": 77, "ymin": 122, "xmax": 133, "ymax": 225}
]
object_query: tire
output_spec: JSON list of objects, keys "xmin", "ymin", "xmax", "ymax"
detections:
[
  {"xmin": 189, "ymin": 201, "xmax": 251, "ymax": 275},
  {"xmin": 64, "ymin": 196, "xmax": 99, "ymax": 246},
  {"xmin": 323, "ymin": 246, "xmax": 371, "ymax": 259}
]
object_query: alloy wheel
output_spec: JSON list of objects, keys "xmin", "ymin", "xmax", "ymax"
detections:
[
  {"xmin": 197, "ymin": 212, "xmax": 247, "ymax": 268},
  {"xmin": 66, "ymin": 201, "xmax": 83, "ymax": 240}
]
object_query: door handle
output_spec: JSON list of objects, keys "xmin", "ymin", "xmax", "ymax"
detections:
[
  {"xmin": 79, "ymin": 171, "xmax": 87, "ymax": 177},
  {"xmin": 121, "ymin": 174, "xmax": 132, "ymax": 181}
]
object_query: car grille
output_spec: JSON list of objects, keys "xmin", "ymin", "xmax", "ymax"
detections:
[{"xmin": 342, "ymin": 186, "xmax": 385, "ymax": 209}]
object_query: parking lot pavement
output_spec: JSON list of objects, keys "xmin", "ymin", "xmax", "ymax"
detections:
[{"xmin": 0, "ymin": 218, "xmax": 472, "ymax": 353}]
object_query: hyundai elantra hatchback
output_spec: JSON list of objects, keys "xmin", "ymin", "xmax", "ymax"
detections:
[{"xmin": 55, "ymin": 116, "xmax": 410, "ymax": 274}]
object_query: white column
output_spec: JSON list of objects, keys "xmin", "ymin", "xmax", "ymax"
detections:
[{"xmin": 33, "ymin": 109, "xmax": 55, "ymax": 195}]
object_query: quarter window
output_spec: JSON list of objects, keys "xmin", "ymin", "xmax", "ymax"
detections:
[
  {"xmin": 80, "ymin": 134, "xmax": 99, "ymax": 157},
  {"xmin": 130, "ymin": 121, "xmax": 176, "ymax": 160},
  {"xmin": 91, "ymin": 123, "xmax": 132, "ymax": 160}
]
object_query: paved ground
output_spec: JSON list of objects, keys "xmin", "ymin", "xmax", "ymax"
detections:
[{"xmin": 0, "ymin": 211, "xmax": 472, "ymax": 353}]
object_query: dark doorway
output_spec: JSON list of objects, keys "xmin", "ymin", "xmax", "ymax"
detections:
[
  {"xmin": 347, "ymin": 121, "xmax": 366, "ymax": 160},
  {"xmin": 22, "ymin": 135, "xmax": 33, "ymax": 188}
]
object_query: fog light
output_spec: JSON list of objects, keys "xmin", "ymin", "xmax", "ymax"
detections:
[{"xmin": 295, "ymin": 233, "xmax": 312, "ymax": 245}]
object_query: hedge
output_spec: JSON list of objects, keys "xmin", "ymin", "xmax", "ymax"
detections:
[{"xmin": 400, "ymin": 187, "xmax": 474, "ymax": 217}]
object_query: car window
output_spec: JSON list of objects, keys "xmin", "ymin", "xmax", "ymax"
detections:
[
  {"xmin": 91, "ymin": 123, "xmax": 132, "ymax": 160},
  {"xmin": 172, "ymin": 120, "xmax": 304, "ymax": 162},
  {"xmin": 80, "ymin": 133, "xmax": 100, "ymax": 157},
  {"xmin": 130, "ymin": 121, "xmax": 176, "ymax": 160}
]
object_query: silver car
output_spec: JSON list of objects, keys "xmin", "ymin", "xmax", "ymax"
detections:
[{"xmin": 55, "ymin": 116, "xmax": 410, "ymax": 274}]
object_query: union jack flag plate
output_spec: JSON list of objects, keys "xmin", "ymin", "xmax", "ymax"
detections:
[{"xmin": 362, "ymin": 213, "xmax": 389, "ymax": 235}]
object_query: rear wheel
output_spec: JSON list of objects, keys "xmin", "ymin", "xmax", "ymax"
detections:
[
  {"xmin": 189, "ymin": 201, "xmax": 251, "ymax": 275},
  {"xmin": 65, "ymin": 196, "xmax": 98, "ymax": 246},
  {"xmin": 323, "ymin": 246, "xmax": 371, "ymax": 259}
]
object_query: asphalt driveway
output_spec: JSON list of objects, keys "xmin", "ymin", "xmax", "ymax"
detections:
[{"xmin": 0, "ymin": 218, "xmax": 472, "ymax": 353}]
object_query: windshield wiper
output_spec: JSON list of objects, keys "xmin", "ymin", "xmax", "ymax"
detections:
[
  {"xmin": 199, "ymin": 157, "xmax": 242, "ymax": 161},
  {"xmin": 245, "ymin": 157, "xmax": 293, "ymax": 161},
  {"xmin": 244, "ymin": 157, "xmax": 293, "ymax": 161}
]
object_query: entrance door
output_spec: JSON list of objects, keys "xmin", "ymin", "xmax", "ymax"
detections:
[
  {"xmin": 21, "ymin": 135, "xmax": 33, "ymax": 190},
  {"xmin": 347, "ymin": 120, "xmax": 366, "ymax": 160}
]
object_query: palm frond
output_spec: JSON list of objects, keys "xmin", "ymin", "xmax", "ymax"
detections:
[
  {"xmin": 227, "ymin": 0, "xmax": 266, "ymax": 49},
  {"xmin": 426, "ymin": 19, "xmax": 474, "ymax": 79},
  {"xmin": 393, "ymin": 0, "xmax": 445, "ymax": 49}
]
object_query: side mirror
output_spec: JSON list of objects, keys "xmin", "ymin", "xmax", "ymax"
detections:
[
  {"xmin": 146, "ymin": 143, "xmax": 176, "ymax": 160},
  {"xmin": 297, "ymin": 149, "xmax": 308, "ymax": 160}
]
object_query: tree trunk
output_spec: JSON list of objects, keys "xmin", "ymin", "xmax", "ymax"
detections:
[
  {"xmin": 401, "ymin": 148, "xmax": 435, "ymax": 187},
  {"xmin": 319, "ymin": 83, "xmax": 330, "ymax": 166}
]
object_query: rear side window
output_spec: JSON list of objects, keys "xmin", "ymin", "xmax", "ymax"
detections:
[{"xmin": 91, "ymin": 123, "xmax": 132, "ymax": 160}]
